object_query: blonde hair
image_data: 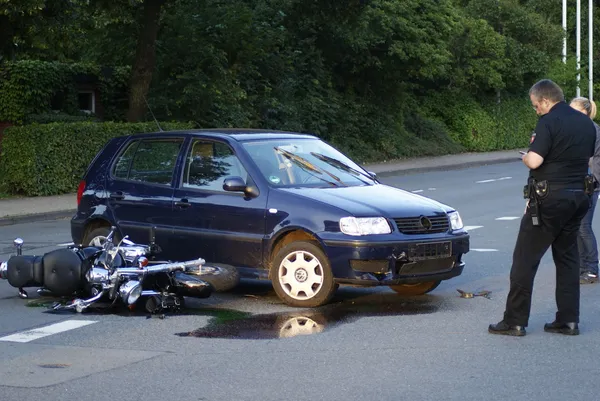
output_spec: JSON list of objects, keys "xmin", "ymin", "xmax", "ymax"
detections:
[{"xmin": 570, "ymin": 96, "xmax": 597, "ymax": 119}]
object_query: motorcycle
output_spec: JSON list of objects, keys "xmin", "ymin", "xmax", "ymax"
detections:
[{"xmin": 0, "ymin": 226, "xmax": 215, "ymax": 314}]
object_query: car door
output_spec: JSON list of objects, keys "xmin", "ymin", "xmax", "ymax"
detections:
[
  {"xmin": 106, "ymin": 136, "xmax": 186, "ymax": 251},
  {"xmin": 171, "ymin": 138, "xmax": 268, "ymax": 268}
]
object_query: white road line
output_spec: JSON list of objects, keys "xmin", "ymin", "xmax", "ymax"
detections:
[
  {"xmin": 57, "ymin": 242, "xmax": 75, "ymax": 247},
  {"xmin": 471, "ymin": 248, "xmax": 498, "ymax": 252},
  {"xmin": 0, "ymin": 320, "xmax": 97, "ymax": 343},
  {"xmin": 463, "ymin": 225, "xmax": 483, "ymax": 231},
  {"xmin": 427, "ymin": 188, "xmax": 436, "ymax": 190},
  {"xmin": 411, "ymin": 190, "xmax": 424, "ymax": 193},
  {"xmin": 476, "ymin": 176, "xmax": 512, "ymax": 184},
  {"xmin": 495, "ymin": 216, "xmax": 520, "ymax": 221}
]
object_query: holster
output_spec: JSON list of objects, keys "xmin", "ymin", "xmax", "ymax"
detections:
[
  {"xmin": 524, "ymin": 177, "xmax": 541, "ymax": 226},
  {"xmin": 584, "ymin": 174, "xmax": 595, "ymax": 195}
]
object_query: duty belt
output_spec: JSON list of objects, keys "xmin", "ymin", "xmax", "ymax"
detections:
[{"xmin": 523, "ymin": 175, "xmax": 594, "ymax": 227}]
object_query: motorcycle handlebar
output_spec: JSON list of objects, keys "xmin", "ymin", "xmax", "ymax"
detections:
[{"xmin": 113, "ymin": 258, "xmax": 205, "ymax": 276}]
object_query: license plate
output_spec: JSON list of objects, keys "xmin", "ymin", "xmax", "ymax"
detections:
[{"xmin": 408, "ymin": 241, "xmax": 452, "ymax": 261}]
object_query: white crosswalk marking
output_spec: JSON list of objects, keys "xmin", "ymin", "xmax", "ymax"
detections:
[
  {"xmin": 0, "ymin": 320, "xmax": 97, "ymax": 343},
  {"xmin": 463, "ymin": 225, "xmax": 483, "ymax": 231},
  {"xmin": 495, "ymin": 216, "xmax": 520, "ymax": 221}
]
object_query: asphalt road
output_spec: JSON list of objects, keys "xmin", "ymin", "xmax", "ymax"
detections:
[{"xmin": 1, "ymin": 160, "xmax": 600, "ymax": 401}]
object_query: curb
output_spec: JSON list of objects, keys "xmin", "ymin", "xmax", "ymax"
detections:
[{"xmin": 0, "ymin": 210, "xmax": 75, "ymax": 227}]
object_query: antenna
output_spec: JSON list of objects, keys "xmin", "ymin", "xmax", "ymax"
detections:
[{"xmin": 143, "ymin": 94, "xmax": 163, "ymax": 132}]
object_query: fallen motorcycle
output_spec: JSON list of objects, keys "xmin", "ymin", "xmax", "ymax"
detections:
[{"xmin": 0, "ymin": 227, "xmax": 215, "ymax": 314}]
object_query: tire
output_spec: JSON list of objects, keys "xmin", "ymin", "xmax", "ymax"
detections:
[
  {"xmin": 83, "ymin": 226, "xmax": 119, "ymax": 248},
  {"xmin": 187, "ymin": 263, "xmax": 240, "ymax": 292},
  {"xmin": 270, "ymin": 240, "xmax": 336, "ymax": 308},
  {"xmin": 389, "ymin": 281, "xmax": 441, "ymax": 296}
]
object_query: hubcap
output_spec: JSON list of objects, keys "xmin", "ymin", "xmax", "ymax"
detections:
[
  {"xmin": 89, "ymin": 236, "xmax": 107, "ymax": 247},
  {"xmin": 278, "ymin": 250, "xmax": 324, "ymax": 300},
  {"xmin": 278, "ymin": 316, "xmax": 324, "ymax": 338}
]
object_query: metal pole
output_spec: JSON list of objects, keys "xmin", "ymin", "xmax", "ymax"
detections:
[
  {"xmin": 577, "ymin": 0, "xmax": 581, "ymax": 97},
  {"xmin": 590, "ymin": 0, "xmax": 594, "ymax": 101},
  {"xmin": 563, "ymin": 0, "xmax": 568, "ymax": 64}
]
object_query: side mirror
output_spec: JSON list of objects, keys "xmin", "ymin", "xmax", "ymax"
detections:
[
  {"xmin": 223, "ymin": 176, "xmax": 259, "ymax": 199},
  {"xmin": 223, "ymin": 176, "xmax": 247, "ymax": 192}
]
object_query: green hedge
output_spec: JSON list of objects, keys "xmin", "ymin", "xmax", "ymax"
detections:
[
  {"xmin": 0, "ymin": 121, "xmax": 194, "ymax": 196},
  {"xmin": 419, "ymin": 92, "xmax": 537, "ymax": 152}
]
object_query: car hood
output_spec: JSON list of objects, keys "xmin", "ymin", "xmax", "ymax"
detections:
[{"xmin": 278, "ymin": 184, "xmax": 452, "ymax": 218}]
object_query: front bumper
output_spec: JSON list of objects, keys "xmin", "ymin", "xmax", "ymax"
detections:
[{"xmin": 321, "ymin": 232, "xmax": 470, "ymax": 286}]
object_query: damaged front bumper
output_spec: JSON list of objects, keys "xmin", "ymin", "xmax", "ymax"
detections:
[{"xmin": 321, "ymin": 232, "xmax": 470, "ymax": 286}]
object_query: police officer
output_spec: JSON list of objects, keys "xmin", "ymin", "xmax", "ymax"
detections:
[{"xmin": 488, "ymin": 79, "xmax": 596, "ymax": 337}]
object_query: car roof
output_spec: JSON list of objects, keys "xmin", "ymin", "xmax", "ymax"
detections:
[{"xmin": 125, "ymin": 128, "xmax": 318, "ymax": 142}]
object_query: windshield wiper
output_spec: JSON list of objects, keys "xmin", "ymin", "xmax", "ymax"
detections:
[
  {"xmin": 309, "ymin": 152, "xmax": 373, "ymax": 184},
  {"xmin": 274, "ymin": 147, "xmax": 346, "ymax": 187}
]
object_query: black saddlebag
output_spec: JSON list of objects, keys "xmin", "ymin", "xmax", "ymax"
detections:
[
  {"xmin": 42, "ymin": 249, "xmax": 85, "ymax": 296},
  {"xmin": 6, "ymin": 255, "xmax": 44, "ymax": 288}
]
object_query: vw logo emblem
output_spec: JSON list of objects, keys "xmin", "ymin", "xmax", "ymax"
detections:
[{"xmin": 419, "ymin": 216, "xmax": 432, "ymax": 230}]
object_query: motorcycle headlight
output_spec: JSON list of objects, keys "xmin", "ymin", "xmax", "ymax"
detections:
[
  {"xmin": 448, "ymin": 211, "xmax": 464, "ymax": 230},
  {"xmin": 339, "ymin": 217, "xmax": 391, "ymax": 236},
  {"xmin": 119, "ymin": 280, "xmax": 142, "ymax": 305}
]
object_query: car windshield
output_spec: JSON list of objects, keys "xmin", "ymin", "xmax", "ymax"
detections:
[{"xmin": 241, "ymin": 138, "xmax": 376, "ymax": 188}]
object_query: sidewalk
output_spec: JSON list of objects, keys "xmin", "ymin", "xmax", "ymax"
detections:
[{"xmin": 0, "ymin": 148, "xmax": 523, "ymax": 226}]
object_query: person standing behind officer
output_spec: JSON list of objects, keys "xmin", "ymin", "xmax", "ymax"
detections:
[
  {"xmin": 570, "ymin": 96, "xmax": 600, "ymax": 284},
  {"xmin": 489, "ymin": 79, "xmax": 596, "ymax": 337}
]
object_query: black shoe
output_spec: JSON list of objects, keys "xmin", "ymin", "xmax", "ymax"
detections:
[
  {"xmin": 488, "ymin": 320, "xmax": 526, "ymax": 336},
  {"xmin": 580, "ymin": 272, "xmax": 598, "ymax": 284},
  {"xmin": 543, "ymin": 321, "xmax": 579, "ymax": 335}
]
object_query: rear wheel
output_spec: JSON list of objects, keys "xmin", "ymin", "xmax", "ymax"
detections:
[
  {"xmin": 270, "ymin": 240, "xmax": 336, "ymax": 308},
  {"xmin": 83, "ymin": 226, "xmax": 119, "ymax": 247},
  {"xmin": 389, "ymin": 281, "xmax": 441, "ymax": 296}
]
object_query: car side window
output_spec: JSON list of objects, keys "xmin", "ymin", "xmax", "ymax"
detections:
[
  {"xmin": 112, "ymin": 138, "xmax": 184, "ymax": 186},
  {"xmin": 182, "ymin": 140, "xmax": 247, "ymax": 191}
]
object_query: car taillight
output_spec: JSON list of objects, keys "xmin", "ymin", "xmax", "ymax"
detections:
[{"xmin": 77, "ymin": 180, "xmax": 86, "ymax": 206}]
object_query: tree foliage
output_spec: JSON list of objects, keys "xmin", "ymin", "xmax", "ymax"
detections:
[{"xmin": 1, "ymin": 0, "xmax": 597, "ymax": 164}]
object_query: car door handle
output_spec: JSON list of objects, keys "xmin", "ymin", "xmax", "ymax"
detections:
[
  {"xmin": 110, "ymin": 191, "xmax": 124, "ymax": 200},
  {"xmin": 175, "ymin": 199, "xmax": 191, "ymax": 208}
]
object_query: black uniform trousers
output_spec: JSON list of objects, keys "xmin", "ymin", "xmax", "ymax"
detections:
[{"xmin": 503, "ymin": 188, "xmax": 590, "ymax": 327}]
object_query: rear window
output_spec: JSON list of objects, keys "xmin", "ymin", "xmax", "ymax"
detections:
[{"xmin": 112, "ymin": 138, "xmax": 184, "ymax": 186}]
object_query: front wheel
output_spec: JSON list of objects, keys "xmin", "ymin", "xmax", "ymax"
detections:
[
  {"xmin": 187, "ymin": 263, "xmax": 240, "ymax": 292},
  {"xmin": 389, "ymin": 281, "xmax": 441, "ymax": 296},
  {"xmin": 270, "ymin": 240, "xmax": 336, "ymax": 308}
]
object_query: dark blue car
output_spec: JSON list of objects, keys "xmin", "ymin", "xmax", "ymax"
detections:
[{"xmin": 71, "ymin": 129, "xmax": 470, "ymax": 307}]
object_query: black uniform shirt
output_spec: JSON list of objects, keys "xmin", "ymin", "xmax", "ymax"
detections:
[{"xmin": 528, "ymin": 101, "xmax": 596, "ymax": 185}]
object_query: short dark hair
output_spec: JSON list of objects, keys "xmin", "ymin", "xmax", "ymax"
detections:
[{"xmin": 529, "ymin": 79, "xmax": 564, "ymax": 103}]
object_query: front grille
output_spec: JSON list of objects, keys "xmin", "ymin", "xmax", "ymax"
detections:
[{"xmin": 394, "ymin": 215, "xmax": 449, "ymax": 234}]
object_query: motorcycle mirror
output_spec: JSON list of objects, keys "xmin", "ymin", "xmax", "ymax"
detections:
[{"xmin": 13, "ymin": 238, "xmax": 23, "ymax": 255}]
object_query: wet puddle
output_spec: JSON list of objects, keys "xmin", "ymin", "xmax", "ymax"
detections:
[
  {"xmin": 176, "ymin": 297, "xmax": 439, "ymax": 340},
  {"xmin": 24, "ymin": 288, "xmax": 443, "ymax": 340}
]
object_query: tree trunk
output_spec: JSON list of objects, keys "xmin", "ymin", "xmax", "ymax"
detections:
[{"xmin": 126, "ymin": 0, "xmax": 166, "ymax": 123}]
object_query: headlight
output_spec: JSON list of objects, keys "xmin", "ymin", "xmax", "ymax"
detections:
[
  {"xmin": 119, "ymin": 280, "xmax": 142, "ymax": 304},
  {"xmin": 448, "ymin": 211, "xmax": 463, "ymax": 230},
  {"xmin": 339, "ymin": 217, "xmax": 391, "ymax": 236}
]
